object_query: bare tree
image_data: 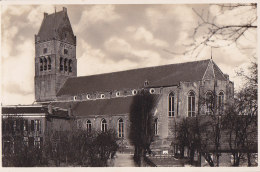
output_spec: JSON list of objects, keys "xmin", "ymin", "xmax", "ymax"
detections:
[{"xmin": 167, "ymin": 3, "xmax": 257, "ymax": 57}]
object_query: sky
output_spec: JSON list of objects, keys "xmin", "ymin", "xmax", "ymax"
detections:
[{"xmin": 1, "ymin": 3, "xmax": 257, "ymax": 105}]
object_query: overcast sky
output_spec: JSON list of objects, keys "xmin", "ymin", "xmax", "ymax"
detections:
[{"xmin": 1, "ymin": 4, "xmax": 257, "ymax": 105}]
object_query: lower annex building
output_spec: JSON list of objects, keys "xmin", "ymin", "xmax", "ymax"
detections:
[{"xmin": 2, "ymin": 7, "xmax": 234, "ymax": 155}]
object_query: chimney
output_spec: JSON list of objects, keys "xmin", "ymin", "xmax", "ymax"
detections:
[
  {"xmin": 44, "ymin": 12, "xmax": 48, "ymax": 18},
  {"xmin": 63, "ymin": 7, "xmax": 67, "ymax": 13}
]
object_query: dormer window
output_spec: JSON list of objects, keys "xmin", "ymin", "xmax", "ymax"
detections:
[
  {"xmin": 132, "ymin": 89, "xmax": 137, "ymax": 95},
  {"xmin": 149, "ymin": 88, "xmax": 155, "ymax": 94},
  {"xmin": 73, "ymin": 96, "xmax": 77, "ymax": 101},
  {"xmin": 43, "ymin": 48, "xmax": 47, "ymax": 54},
  {"xmin": 116, "ymin": 92, "xmax": 120, "ymax": 97},
  {"xmin": 86, "ymin": 94, "xmax": 90, "ymax": 99},
  {"xmin": 101, "ymin": 94, "xmax": 105, "ymax": 99}
]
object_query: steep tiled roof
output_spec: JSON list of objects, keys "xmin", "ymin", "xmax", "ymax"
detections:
[
  {"xmin": 36, "ymin": 8, "xmax": 76, "ymax": 45},
  {"xmin": 58, "ymin": 59, "xmax": 218, "ymax": 96},
  {"xmin": 51, "ymin": 96, "xmax": 135, "ymax": 117}
]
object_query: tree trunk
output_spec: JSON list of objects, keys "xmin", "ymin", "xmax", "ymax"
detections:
[{"xmin": 247, "ymin": 153, "xmax": 251, "ymax": 167}]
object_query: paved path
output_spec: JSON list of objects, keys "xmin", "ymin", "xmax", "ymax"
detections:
[{"xmin": 113, "ymin": 153, "xmax": 136, "ymax": 167}]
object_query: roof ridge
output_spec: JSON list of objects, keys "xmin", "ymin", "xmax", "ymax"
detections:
[{"xmin": 75, "ymin": 59, "xmax": 211, "ymax": 79}]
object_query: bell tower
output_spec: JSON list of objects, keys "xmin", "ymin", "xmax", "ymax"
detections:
[{"xmin": 34, "ymin": 7, "xmax": 77, "ymax": 102}]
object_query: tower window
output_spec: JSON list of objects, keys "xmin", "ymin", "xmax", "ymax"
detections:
[
  {"xmin": 118, "ymin": 118, "xmax": 124, "ymax": 138},
  {"xmin": 69, "ymin": 59, "xmax": 72, "ymax": 72},
  {"xmin": 40, "ymin": 58, "xmax": 43, "ymax": 71},
  {"xmin": 86, "ymin": 120, "xmax": 91, "ymax": 133},
  {"xmin": 101, "ymin": 119, "xmax": 107, "ymax": 132},
  {"xmin": 64, "ymin": 49, "xmax": 68, "ymax": 55},
  {"xmin": 188, "ymin": 91, "xmax": 196, "ymax": 117},
  {"xmin": 169, "ymin": 92, "xmax": 175, "ymax": 117},
  {"xmin": 48, "ymin": 56, "xmax": 51, "ymax": 70},
  {"xmin": 60, "ymin": 57, "xmax": 63, "ymax": 71},
  {"xmin": 43, "ymin": 57, "xmax": 47, "ymax": 71},
  {"xmin": 64, "ymin": 58, "xmax": 68, "ymax": 71},
  {"xmin": 43, "ymin": 48, "xmax": 47, "ymax": 54}
]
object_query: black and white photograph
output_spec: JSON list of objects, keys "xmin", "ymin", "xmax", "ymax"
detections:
[{"xmin": 1, "ymin": 1, "xmax": 258, "ymax": 168}]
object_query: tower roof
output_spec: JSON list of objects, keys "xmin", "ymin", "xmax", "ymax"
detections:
[{"xmin": 36, "ymin": 7, "xmax": 76, "ymax": 45}]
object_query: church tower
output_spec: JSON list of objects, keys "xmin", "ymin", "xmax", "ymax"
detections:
[{"xmin": 34, "ymin": 7, "xmax": 77, "ymax": 102}]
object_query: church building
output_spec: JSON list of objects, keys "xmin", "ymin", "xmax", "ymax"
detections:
[{"xmin": 2, "ymin": 7, "xmax": 234, "ymax": 155}]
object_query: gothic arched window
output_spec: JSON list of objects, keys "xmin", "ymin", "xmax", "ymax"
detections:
[
  {"xmin": 43, "ymin": 57, "xmax": 47, "ymax": 71},
  {"xmin": 40, "ymin": 58, "xmax": 43, "ymax": 71},
  {"xmin": 168, "ymin": 92, "xmax": 175, "ymax": 117},
  {"xmin": 86, "ymin": 120, "xmax": 91, "ymax": 133},
  {"xmin": 69, "ymin": 59, "xmax": 72, "ymax": 72},
  {"xmin": 188, "ymin": 91, "xmax": 195, "ymax": 117},
  {"xmin": 154, "ymin": 118, "xmax": 158, "ymax": 135},
  {"xmin": 218, "ymin": 91, "xmax": 224, "ymax": 114},
  {"xmin": 60, "ymin": 57, "xmax": 63, "ymax": 71},
  {"xmin": 206, "ymin": 91, "xmax": 214, "ymax": 115},
  {"xmin": 101, "ymin": 119, "xmax": 107, "ymax": 132},
  {"xmin": 64, "ymin": 58, "xmax": 68, "ymax": 71},
  {"xmin": 118, "ymin": 118, "xmax": 124, "ymax": 138},
  {"xmin": 48, "ymin": 56, "xmax": 51, "ymax": 70}
]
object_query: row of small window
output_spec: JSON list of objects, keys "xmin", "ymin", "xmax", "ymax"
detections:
[
  {"xmin": 40, "ymin": 56, "xmax": 51, "ymax": 71},
  {"xmin": 168, "ymin": 91, "xmax": 225, "ymax": 117},
  {"xmin": 85, "ymin": 118, "xmax": 159, "ymax": 137},
  {"xmin": 85, "ymin": 119, "xmax": 124, "ymax": 138},
  {"xmin": 60, "ymin": 57, "xmax": 72, "ymax": 72},
  {"xmin": 2, "ymin": 119, "xmax": 41, "ymax": 133},
  {"xmin": 73, "ymin": 89, "xmax": 139, "ymax": 101}
]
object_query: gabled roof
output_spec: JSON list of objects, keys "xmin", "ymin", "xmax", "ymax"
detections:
[
  {"xmin": 57, "ymin": 59, "xmax": 227, "ymax": 96},
  {"xmin": 51, "ymin": 96, "xmax": 135, "ymax": 117},
  {"xmin": 36, "ymin": 8, "xmax": 76, "ymax": 45}
]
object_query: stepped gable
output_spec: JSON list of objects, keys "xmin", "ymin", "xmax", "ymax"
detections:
[
  {"xmin": 51, "ymin": 96, "xmax": 135, "ymax": 117},
  {"xmin": 57, "ymin": 59, "xmax": 227, "ymax": 96},
  {"xmin": 36, "ymin": 8, "xmax": 76, "ymax": 45}
]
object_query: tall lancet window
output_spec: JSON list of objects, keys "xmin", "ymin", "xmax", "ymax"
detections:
[
  {"xmin": 69, "ymin": 59, "xmax": 72, "ymax": 72},
  {"xmin": 168, "ymin": 92, "xmax": 175, "ymax": 117},
  {"xmin": 154, "ymin": 118, "xmax": 158, "ymax": 135},
  {"xmin": 43, "ymin": 57, "xmax": 47, "ymax": 71},
  {"xmin": 64, "ymin": 58, "xmax": 68, "ymax": 71},
  {"xmin": 40, "ymin": 58, "xmax": 43, "ymax": 71},
  {"xmin": 60, "ymin": 57, "xmax": 63, "ymax": 71},
  {"xmin": 206, "ymin": 91, "xmax": 214, "ymax": 115},
  {"xmin": 218, "ymin": 91, "xmax": 224, "ymax": 114},
  {"xmin": 86, "ymin": 120, "xmax": 91, "ymax": 133},
  {"xmin": 118, "ymin": 118, "xmax": 124, "ymax": 138},
  {"xmin": 48, "ymin": 56, "xmax": 51, "ymax": 70},
  {"xmin": 101, "ymin": 119, "xmax": 107, "ymax": 132},
  {"xmin": 188, "ymin": 91, "xmax": 196, "ymax": 117}
]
